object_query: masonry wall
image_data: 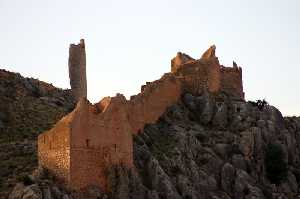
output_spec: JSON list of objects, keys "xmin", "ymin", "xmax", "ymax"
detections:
[
  {"xmin": 173, "ymin": 59, "xmax": 221, "ymax": 95},
  {"xmin": 38, "ymin": 46, "xmax": 245, "ymax": 192},
  {"xmin": 220, "ymin": 66, "xmax": 244, "ymax": 100},
  {"xmin": 69, "ymin": 97, "xmax": 133, "ymax": 191},
  {"xmin": 38, "ymin": 72, "xmax": 182, "ymax": 191},
  {"xmin": 128, "ymin": 74, "xmax": 182, "ymax": 134},
  {"xmin": 38, "ymin": 113, "xmax": 74, "ymax": 184},
  {"xmin": 68, "ymin": 39, "xmax": 87, "ymax": 101},
  {"xmin": 69, "ymin": 74, "xmax": 182, "ymax": 190}
]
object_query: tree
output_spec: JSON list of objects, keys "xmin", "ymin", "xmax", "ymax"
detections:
[{"xmin": 265, "ymin": 143, "xmax": 287, "ymax": 184}]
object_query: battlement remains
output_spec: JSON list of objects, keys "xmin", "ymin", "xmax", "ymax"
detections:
[{"xmin": 38, "ymin": 43, "xmax": 244, "ymax": 192}]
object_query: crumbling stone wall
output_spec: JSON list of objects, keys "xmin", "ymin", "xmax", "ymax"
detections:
[
  {"xmin": 69, "ymin": 97, "xmax": 134, "ymax": 191},
  {"xmin": 38, "ymin": 73, "xmax": 182, "ymax": 191},
  {"xmin": 173, "ymin": 59, "xmax": 221, "ymax": 95},
  {"xmin": 171, "ymin": 52, "xmax": 195, "ymax": 73},
  {"xmin": 171, "ymin": 45, "xmax": 243, "ymax": 100},
  {"xmin": 38, "ymin": 44, "xmax": 244, "ymax": 192},
  {"xmin": 128, "ymin": 74, "xmax": 182, "ymax": 134},
  {"xmin": 38, "ymin": 113, "xmax": 74, "ymax": 184},
  {"xmin": 68, "ymin": 39, "xmax": 87, "ymax": 101},
  {"xmin": 220, "ymin": 65, "xmax": 244, "ymax": 99}
]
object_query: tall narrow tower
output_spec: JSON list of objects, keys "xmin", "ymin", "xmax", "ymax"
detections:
[{"xmin": 68, "ymin": 39, "xmax": 87, "ymax": 101}]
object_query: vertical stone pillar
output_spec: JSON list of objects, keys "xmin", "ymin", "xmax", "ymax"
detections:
[{"xmin": 68, "ymin": 39, "xmax": 87, "ymax": 101}]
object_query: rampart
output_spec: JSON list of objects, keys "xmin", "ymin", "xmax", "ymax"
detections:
[{"xmin": 38, "ymin": 43, "xmax": 244, "ymax": 192}]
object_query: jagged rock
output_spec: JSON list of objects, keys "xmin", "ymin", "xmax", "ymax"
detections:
[
  {"xmin": 0, "ymin": 111, "xmax": 6, "ymax": 121},
  {"xmin": 221, "ymin": 163, "xmax": 235, "ymax": 195},
  {"xmin": 286, "ymin": 171, "xmax": 298, "ymax": 193},
  {"xmin": 212, "ymin": 102, "xmax": 228, "ymax": 129},
  {"xmin": 9, "ymin": 183, "xmax": 25, "ymax": 199},
  {"xmin": 42, "ymin": 186, "xmax": 52, "ymax": 199},
  {"xmin": 9, "ymin": 183, "xmax": 42, "ymax": 199},
  {"xmin": 4, "ymin": 63, "xmax": 300, "ymax": 199},
  {"xmin": 195, "ymin": 93, "xmax": 215, "ymax": 124},
  {"xmin": 234, "ymin": 169, "xmax": 255, "ymax": 199},
  {"xmin": 214, "ymin": 144, "xmax": 230, "ymax": 160},
  {"xmin": 145, "ymin": 158, "xmax": 181, "ymax": 199},
  {"xmin": 146, "ymin": 190, "xmax": 159, "ymax": 199},
  {"xmin": 62, "ymin": 195, "xmax": 70, "ymax": 199},
  {"xmin": 257, "ymin": 119, "xmax": 266, "ymax": 128},
  {"xmin": 183, "ymin": 93, "xmax": 196, "ymax": 111},
  {"xmin": 176, "ymin": 175, "xmax": 198, "ymax": 199},
  {"xmin": 51, "ymin": 186, "xmax": 63, "ymax": 199},
  {"xmin": 245, "ymin": 184, "xmax": 265, "ymax": 199},
  {"xmin": 232, "ymin": 154, "xmax": 247, "ymax": 171}
]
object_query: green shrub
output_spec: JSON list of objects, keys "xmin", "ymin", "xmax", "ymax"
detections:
[
  {"xmin": 265, "ymin": 143, "xmax": 287, "ymax": 184},
  {"xmin": 17, "ymin": 175, "xmax": 34, "ymax": 186}
]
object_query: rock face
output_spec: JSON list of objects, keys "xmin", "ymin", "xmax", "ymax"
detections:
[
  {"xmin": 38, "ymin": 44, "xmax": 245, "ymax": 192},
  {"xmin": 11, "ymin": 92, "xmax": 300, "ymax": 199},
  {"xmin": 68, "ymin": 39, "xmax": 87, "ymax": 101},
  {"xmin": 0, "ymin": 69, "xmax": 75, "ymax": 198}
]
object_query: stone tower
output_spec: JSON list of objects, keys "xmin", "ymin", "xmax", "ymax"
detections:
[{"xmin": 68, "ymin": 39, "xmax": 87, "ymax": 101}]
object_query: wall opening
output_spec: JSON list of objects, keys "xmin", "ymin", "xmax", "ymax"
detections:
[{"xmin": 86, "ymin": 139, "xmax": 90, "ymax": 147}]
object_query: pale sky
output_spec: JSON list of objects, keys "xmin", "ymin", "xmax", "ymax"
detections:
[{"xmin": 1, "ymin": 0, "xmax": 299, "ymax": 116}]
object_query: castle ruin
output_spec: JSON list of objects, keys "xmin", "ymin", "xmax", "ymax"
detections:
[
  {"xmin": 38, "ymin": 41, "xmax": 244, "ymax": 191},
  {"xmin": 68, "ymin": 39, "xmax": 87, "ymax": 101}
]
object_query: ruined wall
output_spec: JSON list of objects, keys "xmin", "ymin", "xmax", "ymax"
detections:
[
  {"xmin": 172, "ymin": 58, "xmax": 221, "ymax": 95},
  {"xmin": 69, "ymin": 97, "xmax": 133, "ymax": 191},
  {"xmin": 220, "ymin": 66, "xmax": 244, "ymax": 100},
  {"xmin": 38, "ymin": 112, "xmax": 75, "ymax": 184},
  {"xmin": 68, "ymin": 74, "xmax": 182, "ymax": 190},
  {"xmin": 38, "ymin": 45, "xmax": 245, "ymax": 192},
  {"xmin": 38, "ymin": 72, "xmax": 182, "ymax": 191},
  {"xmin": 69, "ymin": 39, "xmax": 87, "ymax": 101},
  {"xmin": 128, "ymin": 74, "xmax": 182, "ymax": 134},
  {"xmin": 171, "ymin": 52, "xmax": 195, "ymax": 73},
  {"xmin": 170, "ymin": 46, "xmax": 244, "ymax": 100}
]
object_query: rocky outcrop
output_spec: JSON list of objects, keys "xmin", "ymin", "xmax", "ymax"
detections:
[
  {"xmin": 10, "ymin": 91, "xmax": 300, "ymax": 199},
  {"xmin": 0, "ymin": 69, "xmax": 75, "ymax": 198},
  {"xmin": 38, "ymin": 44, "xmax": 246, "ymax": 192}
]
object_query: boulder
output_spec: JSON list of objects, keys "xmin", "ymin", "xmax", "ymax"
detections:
[
  {"xmin": 9, "ymin": 183, "xmax": 42, "ymax": 199},
  {"xmin": 195, "ymin": 93, "xmax": 215, "ymax": 124},
  {"xmin": 212, "ymin": 102, "xmax": 228, "ymax": 129},
  {"xmin": 234, "ymin": 169, "xmax": 255, "ymax": 198},
  {"xmin": 232, "ymin": 154, "xmax": 247, "ymax": 171},
  {"xmin": 221, "ymin": 163, "xmax": 235, "ymax": 195},
  {"xmin": 183, "ymin": 93, "xmax": 196, "ymax": 111}
]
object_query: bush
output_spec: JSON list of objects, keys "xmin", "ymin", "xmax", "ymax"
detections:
[
  {"xmin": 17, "ymin": 174, "xmax": 34, "ymax": 186},
  {"xmin": 265, "ymin": 143, "xmax": 287, "ymax": 184},
  {"xmin": 248, "ymin": 99, "xmax": 269, "ymax": 111}
]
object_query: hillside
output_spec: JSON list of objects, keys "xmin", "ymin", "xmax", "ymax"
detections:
[
  {"xmin": 0, "ymin": 69, "xmax": 75, "ymax": 198},
  {"xmin": 6, "ymin": 82, "xmax": 300, "ymax": 199}
]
